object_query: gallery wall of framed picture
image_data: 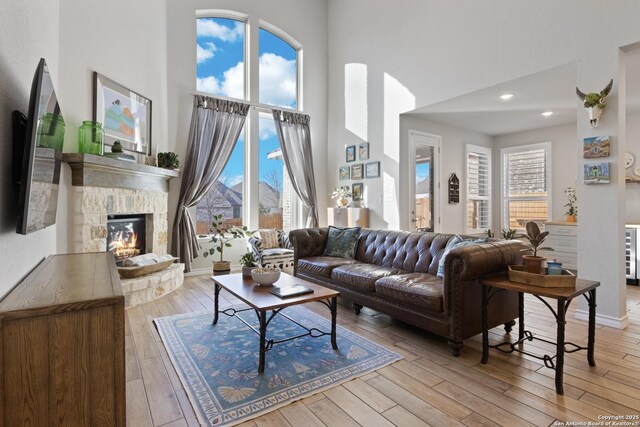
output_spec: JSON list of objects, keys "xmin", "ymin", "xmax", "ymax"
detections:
[
  {"xmin": 583, "ymin": 135, "xmax": 611, "ymax": 184},
  {"xmin": 337, "ymin": 143, "xmax": 380, "ymax": 205}
]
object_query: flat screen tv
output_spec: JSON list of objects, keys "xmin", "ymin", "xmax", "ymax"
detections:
[{"xmin": 14, "ymin": 58, "xmax": 65, "ymax": 235}]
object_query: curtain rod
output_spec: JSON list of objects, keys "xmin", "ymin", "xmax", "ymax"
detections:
[{"xmin": 190, "ymin": 91, "xmax": 303, "ymax": 115}]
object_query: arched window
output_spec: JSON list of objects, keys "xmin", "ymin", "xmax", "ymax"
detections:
[{"xmin": 194, "ymin": 13, "xmax": 302, "ymax": 233}]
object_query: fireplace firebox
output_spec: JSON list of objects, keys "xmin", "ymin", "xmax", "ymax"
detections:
[{"xmin": 107, "ymin": 214, "xmax": 146, "ymax": 264}]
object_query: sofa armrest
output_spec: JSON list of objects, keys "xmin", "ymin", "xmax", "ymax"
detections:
[
  {"xmin": 289, "ymin": 228, "xmax": 329, "ymax": 273},
  {"xmin": 444, "ymin": 240, "xmax": 525, "ymax": 282},
  {"xmin": 248, "ymin": 236, "xmax": 264, "ymax": 262}
]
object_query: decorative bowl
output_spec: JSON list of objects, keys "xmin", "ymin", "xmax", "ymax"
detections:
[{"xmin": 251, "ymin": 268, "xmax": 281, "ymax": 286}]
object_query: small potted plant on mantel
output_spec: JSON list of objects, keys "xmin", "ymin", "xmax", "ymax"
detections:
[
  {"xmin": 521, "ymin": 221, "xmax": 554, "ymax": 274},
  {"xmin": 564, "ymin": 187, "xmax": 577, "ymax": 222},
  {"xmin": 239, "ymin": 252, "xmax": 258, "ymax": 278},
  {"xmin": 202, "ymin": 214, "xmax": 250, "ymax": 274}
]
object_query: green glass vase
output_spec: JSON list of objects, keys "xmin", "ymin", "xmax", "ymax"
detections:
[{"xmin": 78, "ymin": 121, "xmax": 104, "ymax": 155}]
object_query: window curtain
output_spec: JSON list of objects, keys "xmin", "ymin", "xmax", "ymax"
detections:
[
  {"xmin": 272, "ymin": 109, "xmax": 319, "ymax": 227},
  {"xmin": 172, "ymin": 95, "xmax": 249, "ymax": 271}
]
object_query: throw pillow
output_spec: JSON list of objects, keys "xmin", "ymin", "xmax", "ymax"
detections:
[
  {"xmin": 257, "ymin": 229, "xmax": 279, "ymax": 249},
  {"xmin": 323, "ymin": 226, "xmax": 361, "ymax": 259},
  {"xmin": 437, "ymin": 236, "xmax": 487, "ymax": 278}
]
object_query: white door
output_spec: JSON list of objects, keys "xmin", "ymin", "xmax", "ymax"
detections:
[{"xmin": 408, "ymin": 131, "xmax": 441, "ymax": 232}]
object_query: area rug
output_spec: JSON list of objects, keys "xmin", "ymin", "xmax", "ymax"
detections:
[{"xmin": 155, "ymin": 305, "xmax": 402, "ymax": 426}]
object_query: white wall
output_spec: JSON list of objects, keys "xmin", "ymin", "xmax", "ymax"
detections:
[
  {"xmin": 493, "ymin": 123, "xmax": 578, "ymax": 228},
  {"xmin": 165, "ymin": 0, "xmax": 328, "ymax": 255},
  {"xmin": 399, "ymin": 116, "xmax": 493, "ymax": 233},
  {"xmin": 328, "ymin": 0, "xmax": 640, "ymax": 322},
  {"xmin": 57, "ymin": 0, "xmax": 170, "ymax": 253},
  {"xmin": 0, "ymin": 0, "xmax": 60, "ymax": 298}
]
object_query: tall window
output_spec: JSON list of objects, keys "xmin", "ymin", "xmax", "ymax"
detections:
[
  {"xmin": 194, "ymin": 14, "xmax": 301, "ymax": 231},
  {"xmin": 466, "ymin": 144, "xmax": 491, "ymax": 233},
  {"xmin": 501, "ymin": 142, "xmax": 551, "ymax": 230},
  {"xmin": 196, "ymin": 17, "xmax": 246, "ymax": 99}
]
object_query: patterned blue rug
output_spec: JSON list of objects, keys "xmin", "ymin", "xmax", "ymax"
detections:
[{"xmin": 155, "ymin": 305, "xmax": 402, "ymax": 426}]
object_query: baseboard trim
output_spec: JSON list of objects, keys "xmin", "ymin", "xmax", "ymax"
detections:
[{"xmin": 574, "ymin": 309, "xmax": 629, "ymax": 329}]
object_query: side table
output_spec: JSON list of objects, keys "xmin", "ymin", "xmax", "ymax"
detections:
[{"xmin": 480, "ymin": 275, "xmax": 599, "ymax": 395}]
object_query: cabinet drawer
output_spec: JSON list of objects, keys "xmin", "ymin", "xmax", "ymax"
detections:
[
  {"xmin": 545, "ymin": 224, "xmax": 577, "ymax": 236},
  {"xmin": 546, "ymin": 236, "xmax": 577, "ymax": 252}
]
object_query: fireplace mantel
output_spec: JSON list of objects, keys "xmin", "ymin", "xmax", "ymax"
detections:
[{"xmin": 63, "ymin": 153, "xmax": 180, "ymax": 192}]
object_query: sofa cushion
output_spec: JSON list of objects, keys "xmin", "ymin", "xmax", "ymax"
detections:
[
  {"xmin": 437, "ymin": 236, "xmax": 488, "ymax": 278},
  {"xmin": 375, "ymin": 273, "xmax": 444, "ymax": 312},
  {"xmin": 331, "ymin": 264, "xmax": 400, "ymax": 292},
  {"xmin": 297, "ymin": 256, "xmax": 360, "ymax": 278},
  {"xmin": 323, "ymin": 226, "xmax": 361, "ymax": 258},
  {"xmin": 256, "ymin": 229, "xmax": 280, "ymax": 249}
]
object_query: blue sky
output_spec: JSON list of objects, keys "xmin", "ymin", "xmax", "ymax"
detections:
[{"xmin": 196, "ymin": 18, "xmax": 297, "ymax": 191}]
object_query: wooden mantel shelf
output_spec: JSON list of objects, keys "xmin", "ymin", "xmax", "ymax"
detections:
[{"xmin": 63, "ymin": 153, "xmax": 180, "ymax": 192}]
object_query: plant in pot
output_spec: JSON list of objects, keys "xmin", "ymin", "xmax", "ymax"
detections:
[
  {"xmin": 564, "ymin": 187, "xmax": 577, "ymax": 222},
  {"xmin": 331, "ymin": 186, "xmax": 351, "ymax": 207},
  {"xmin": 521, "ymin": 221, "xmax": 554, "ymax": 274},
  {"xmin": 157, "ymin": 152, "xmax": 180, "ymax": 170},
  {"xmin": 239, "ymin": 252, "xmax": 258, "ymax": 278},
  {"xmin": 202, "ymin": 214, "xmax": 250, "ymax": 274}
]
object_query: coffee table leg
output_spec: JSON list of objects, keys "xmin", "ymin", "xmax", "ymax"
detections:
[
  {"xmin": 331, "ymin": 297, "xmax": 338, "ymax": 350},
  {"xmin": 212, "ymin": 282, "xmax": 221, "ymax": 325},
  {"xmin": 481, "ymin": 284, "xmax": 489, "ymax": 364},
  {"xmin": 587, "ymin": 289, "xmax": 597, "ymax": 367},
  {"xmin": 258, "ymin": 310, "xmax": 267, "ymax": 374},
  {"xmin": 555, "ymin": 299, "xmax": 567, "ymax": 395}
]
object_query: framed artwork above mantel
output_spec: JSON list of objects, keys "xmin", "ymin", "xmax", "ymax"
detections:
[{"xmin": 93, "ymin": 72, "xmax": 152, "ymax": 157}]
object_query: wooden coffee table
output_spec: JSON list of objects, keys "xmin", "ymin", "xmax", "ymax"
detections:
[{"xmin": 211, "ymin": 273, "xmax": 340, "ymax": 374}]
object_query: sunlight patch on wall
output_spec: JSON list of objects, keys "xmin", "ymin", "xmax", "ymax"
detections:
[
  {"xmin": 345, "ymin": 63, "xmax": 368, "ymax": 141},
  {"xmin": 384, "ymin": 73, "xmax": 415, "ymax": 162},
  {"xmin": 383, "ymin": 172, "xmax": 398, "ymax": 228}
]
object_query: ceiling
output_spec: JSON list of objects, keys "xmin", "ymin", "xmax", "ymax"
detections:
[{"xmin": 406, "ymin": 59, "xmax": 640, "ymax": 137}]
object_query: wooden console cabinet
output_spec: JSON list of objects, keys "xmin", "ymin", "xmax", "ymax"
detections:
[
  {"xmin": 328, "ymin": 207, "xmax": 369, "ymax": 227},
  {"xmin": 0, "ymin": 252, "xmax": 125, "ymax": 426}
]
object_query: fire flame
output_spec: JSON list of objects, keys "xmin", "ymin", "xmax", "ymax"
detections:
[{"xmin": 112, "ymin": 231, "xmax": 140, "ymax": 260}]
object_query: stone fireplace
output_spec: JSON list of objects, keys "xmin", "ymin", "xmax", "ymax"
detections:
[
  {"xmin": 107, "ymin": 214, "xmax": 148, "ymax": 263},
  {"xmin": 64, "ymin": 154, "xmax": 183, "ymax": 308}
]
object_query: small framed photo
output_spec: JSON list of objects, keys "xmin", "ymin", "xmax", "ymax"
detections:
[
  {"xmin": 351, "ymin": 164, "xmax": 363, "ymax": 180},
  {"xmin": 359, "ymin": 143, "xmax": 370, "ymax": 160},
  {"xmin": 365, "ymin": 161, "xmax": 380, "ymax": 178},
  {"xmin": 93, "ymin": 72, "xmax": 152, "ymax": 155},
  {"xmin": 346, "ymin": 145, "xmax": 356, "ymax": 162},
  {"xmin": 583, "ymin": 135, "xmax": 610, "ymax": 158},
  {"xmin": 339, "ymin": 166, "xmax": 350, "ymax": 180},
  {"xmin": 584, "ymin": 162, "xmax": 610, "ymax": 184},
  {"xmin": 352, "ymin": 183, "xmax": 363, "ymax": 200}
]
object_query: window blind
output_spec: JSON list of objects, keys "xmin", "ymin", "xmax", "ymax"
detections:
[
  {"xmin": 502, "ymin": 144, "xmax": 550, "ymax": 230},
  {"xmin": 466, "ymin": 145, "xmax": 491, "ymax": 233}
]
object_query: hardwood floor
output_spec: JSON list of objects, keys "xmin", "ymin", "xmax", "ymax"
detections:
[{"xmin": 126, "ymin": 276, "xmax": 640, "ymax": 426}]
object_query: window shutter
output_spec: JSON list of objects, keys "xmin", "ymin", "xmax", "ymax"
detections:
[{"xmin": 466, "ymin": 145, "xmax": 491, "ymax": 233}]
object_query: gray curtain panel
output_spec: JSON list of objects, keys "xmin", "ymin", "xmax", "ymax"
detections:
[
  {"xmin": 172, "ymin": 95, "xmax": 249, "ymax": 271},
  {"xmin": 272, "ymin": 109, "xmax": 319, "ymax": 227}
]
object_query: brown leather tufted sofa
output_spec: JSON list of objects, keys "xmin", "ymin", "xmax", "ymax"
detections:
[{"xmin": 289, "ymin": 228, "xmax": 524, "ymax": 356}]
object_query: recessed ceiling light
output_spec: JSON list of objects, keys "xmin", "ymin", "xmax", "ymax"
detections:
[
  {"xmin": 541, "ymin": 111, "xmax": 554, "ymax": 117},
  {"xmin": 500, "ymin": 93, "xmax": 514, "ymax": 100}
]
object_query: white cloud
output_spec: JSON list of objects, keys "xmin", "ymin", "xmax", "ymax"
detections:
[
  {"xmin": 220, "ymin": 62, "xmax": 244, "ymax": 99},
  {"xmin": 228, "ymin": 175, "xmax": 244, "ymax": 188},
  {"xmin": 259, "ymin": 115, "xmax": 276, "ymax": 140},
  {"xmin": 259, "ymin": 53, "xmax": 296, "ymax": 108},
  {"xmin": 197, "ymin": 42, "xmax": 217, "ymax": 63},
  {"xmin": 197, "ymin": 19, "xmax": 244, "ymax": 42},
  {"xmin": 196, "ymin": 76, "xmax": 220, "ymax": 94}
]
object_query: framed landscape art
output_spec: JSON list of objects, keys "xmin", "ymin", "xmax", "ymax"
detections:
[
  {"xmin": 583, "ymin": 135, "xmax": 610, "ymax": 158},
  {"xmin": 584, "ymin": 162, "xmax": 610, "ymax": 184},
  {"xmin": 359, "ymin": 143, "xmax": 369, "ymax": 160},
  {"xmin": 94, "ymin": 72, "xmax": 152, "ymax": 155},
  {"xmin": 352, "ymin": 183, "xmax": 363, "ymax": 201},
  {"xmin": 339, "ymin": 166, "xmax": 350, "ymax": 180},
  {"xmin": 365, "ymin": 161, "xmax": 380, "ymax": 178},
  {"xmin": 351, "ymin": 164, "xmax": 363, "ymax": 180},
  {"xmin": 346, "ymin": 145, "xmax": 356, "ymax": 162}
]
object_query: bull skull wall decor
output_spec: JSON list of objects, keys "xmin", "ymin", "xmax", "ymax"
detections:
[{"xmin": 576, "ymin": 79, "xmax": 613, "ymax": 128}]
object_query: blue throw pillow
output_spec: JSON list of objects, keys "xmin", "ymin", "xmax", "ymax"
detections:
[
  {"xmin": 323, "ymin": 226, "xmax": 361, "ymax": 259},
  {"xmin": 437, "ymin": 235, "xmax": 487, "ymax": 278}
]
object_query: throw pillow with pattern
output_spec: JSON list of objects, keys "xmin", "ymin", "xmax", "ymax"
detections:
[
  {"xmin": 257, "ymin": 229, "xmax": 279, "ymax": 249},
  {"xmin": 437, "ymin": 236, "xmax": 487, "ymax": 278},
  {"xmin": 323, "ymin": 226, "xmax": 361, "ymax": 259}
]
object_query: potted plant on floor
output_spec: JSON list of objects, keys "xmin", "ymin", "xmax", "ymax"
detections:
[
  {"xmin": 202, "ymin": 214, "xmax": 250, "ymax": 274},
  {"xmin": 521, "ymin": 221, "xmax": 554, "ymax": 274},
  {"xmin": 240, "ymin": 252, "xmax": 258, "ymax": 278}
]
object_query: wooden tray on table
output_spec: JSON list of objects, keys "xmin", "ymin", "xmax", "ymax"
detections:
[{"xmin": 507, "ymin": 265, "xmax": 576, "ymax": 288}]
